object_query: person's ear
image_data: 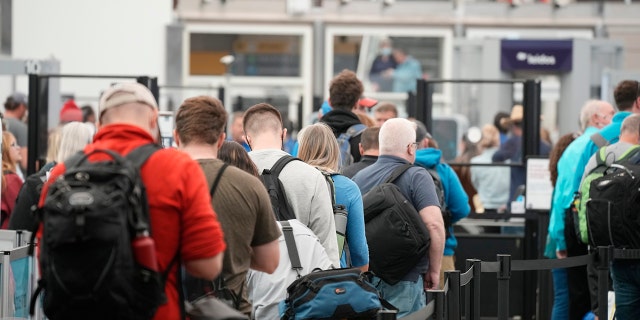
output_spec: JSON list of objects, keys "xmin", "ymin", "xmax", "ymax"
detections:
[
  {"xmin": 149, "ymin": 109, "xmax": 159, "ymax": 129},
  {"xmin": 359, "ymin": 143, "xmax": 365, "ymax": 156},
  {"xmin": 217, "ymin": 132, "xmax": 226, "ymax": 149},
  {"xmin": 173, "ymin": 129, "xmax": 181, "ymax": 147}
]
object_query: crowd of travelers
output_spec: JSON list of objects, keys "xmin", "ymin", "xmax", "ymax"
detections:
[{"xmin": 0, "ymin": 72, "xmax": 638, "ymax": 319}]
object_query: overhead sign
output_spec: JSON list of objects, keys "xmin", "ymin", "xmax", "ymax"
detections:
[{"xmin": 501, "ymin": 39, "xmax": 573, "ymax": 72}]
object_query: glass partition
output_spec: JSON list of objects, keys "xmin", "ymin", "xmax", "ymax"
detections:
[{"xmin": 324, "ymin": 25, "xmax": 453, "ymax": 117}]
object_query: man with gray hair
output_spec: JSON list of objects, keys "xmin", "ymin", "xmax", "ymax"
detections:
[
  {"xmin": 352, "ymin": 118, "xmax": 445, "ymax": 317},
  {"xmin": 579, "ymin": 99, "xmax": 615, "ymax": 134},
  {"xmin": 581, "ymin": 113, "xmax": 640, "ymax": 180},
  {"xmin": 550, "ymin": 93, "xmax": 626, "ymax": 319}
]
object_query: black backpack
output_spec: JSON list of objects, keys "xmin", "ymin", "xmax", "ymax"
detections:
[
  {"xmin": 586, "ymin": 156, "xmax": 640, "ymax": 249},
  {"xmin": 260, "ymin": 155, "xmax": 300, "ymax": 221},
  {"xmin": 362, "ymin": 164, "xmax": 431, "ymax": 285},
  {"xmin": 30, "ymin": 144, "xmax": 174, "ymax": 320}
]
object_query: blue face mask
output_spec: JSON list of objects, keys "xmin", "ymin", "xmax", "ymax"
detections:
[{"xmin": 381, "ymin": 47, "xmax": 392, "ymax": 56}]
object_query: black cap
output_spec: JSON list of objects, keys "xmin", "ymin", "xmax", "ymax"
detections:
[{"xmin": 413, "ymin": 119, "xmax": 432, "ymax": 143}]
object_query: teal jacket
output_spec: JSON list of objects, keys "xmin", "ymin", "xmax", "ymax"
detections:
[{"xmin": 414, "ymin": 148, "xmax": 470, "ymax": 256}]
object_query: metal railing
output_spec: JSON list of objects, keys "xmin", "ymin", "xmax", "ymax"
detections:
[{"xmin": 395, "ymin": 246, "xmax": 638, "ymax": 320}]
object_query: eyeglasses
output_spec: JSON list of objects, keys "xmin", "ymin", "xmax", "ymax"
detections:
[{"xmin": 407, "ymin": 142, "xmax": 418, "ymax": 149}]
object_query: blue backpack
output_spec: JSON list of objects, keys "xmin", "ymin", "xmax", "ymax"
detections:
[
  {"xmin": 278, "ymin": 221, "xmax": 395, "ymax": 319},
  {"xmin": 337, "ymin": 124, "xmax": 367, "ymax": 170}
]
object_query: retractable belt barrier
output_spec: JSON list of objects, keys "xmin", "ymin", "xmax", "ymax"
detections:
[{"xmin": 400, "ymin": 246, "xmax": 639, "ymax": 320}]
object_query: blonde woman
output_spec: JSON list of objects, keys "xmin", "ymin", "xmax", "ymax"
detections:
[
  {"xmin": 1, "ymin": 131, "xmax": 24, "ymax": 228},
  {"xmin": 9, "ymin": 122, "xmax": 93, "ymax": 230},
  {"xmin": 297, "ymin": 123, "xmax": 369, "ymax": 271}
]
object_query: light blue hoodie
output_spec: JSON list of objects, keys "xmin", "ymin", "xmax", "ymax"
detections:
[{"xmin": 414, "ymin": 148, "xmax": 471, "ymax": 256}]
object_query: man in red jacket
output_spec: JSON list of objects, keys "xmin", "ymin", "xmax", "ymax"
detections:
[{"xmin": 40, "ymin": 83, "xmax": 226, "ymax": 319}]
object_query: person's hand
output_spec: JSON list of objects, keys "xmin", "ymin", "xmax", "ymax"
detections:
[
  {"xmin": 383, "ymin": 68, "xmax": 394, "ymax": 78},
  {"xmin": 423, "ymin": 270, "xmax": 439, "ymax": 291},
  {"xmin": 556, "ymin": 250, "xmax": 567, "ymax": 259}
]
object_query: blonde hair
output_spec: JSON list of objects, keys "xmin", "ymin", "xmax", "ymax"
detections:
[
  {"xmin": 297, "ymin": 123, "xmax": 340, "ymax": 173},
  {"xmin": 2, "ymin": 131, "xmax": 17, "ymax": 173},
  {"xmin": 56, "ymin": 122, "xmax": 94, "ymax": 163},
  {"xmin": 46, "ymin": 126, "xmax": 63, "ymax": 164},
  {"xmin": 356, "ymin": 113, "xmax": 376, "ymax": 127}
]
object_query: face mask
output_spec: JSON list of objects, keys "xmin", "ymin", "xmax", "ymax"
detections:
[{"xmin": 381, "ymin": 47, "xmax": 392, "ymax": 56}]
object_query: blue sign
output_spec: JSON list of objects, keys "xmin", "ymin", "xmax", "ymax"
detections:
[{"xmin": 501, "ymin": 40, "xmax": 573, "ymax": 72}]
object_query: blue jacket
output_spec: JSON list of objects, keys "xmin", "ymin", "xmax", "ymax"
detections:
[
  {"xmin": 492, "ymin": 135, "xmax": 551, "ymax": 202},
  {"xmin": 414, "ymin": 148, "xmax": 471, "ymax": 256},
  {"xmin": 332, "ymin": 174, "xmax": 369, "ymax": 268}
]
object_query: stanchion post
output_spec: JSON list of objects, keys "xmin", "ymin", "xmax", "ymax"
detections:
[
  {"xmin": 414, "ymin": 79, "xmax": 433, "ymax": 134},
  {"xmin": 218, "ymin": 86, "xmax": 225, "ymax": 108},
  {"xmin": 465, "ymin": 259, "xmax": 481, "ymax": 320},
  {"xmin": 1, "ymin": 251, "xmax": 10, "ymax": 318},
  {"xmin": 148, "ymin": 77, "xmax": 159, "ymax": 104},
  {"xmin": 427, "ymin": 290, "xmax": 445, "ymax": 320},
  {"xmin": 446, "ymin": 270, "xmax": 461, "ymax": 320},
  {"xmin": 27, "ymin": 74, "xmax": 48, "ymax": 176},
  {"xmin": 596, "ymin": 246, "xmax": 611, "ymax": 320},
  {"xmin": 497, "ymin": 254, "xmax": 512, "ymax": 320}
]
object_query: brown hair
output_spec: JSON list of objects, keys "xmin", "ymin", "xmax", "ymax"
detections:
[
  {"xmin": 360, "ymin": 127, "xmax": 380, "ymax": 151},
  {"xmin": 548, "ymin": 132, "xmax": 578, "ymax": 187},
  {"xmin": 218, "ymin": 141, "xmax": 259, "ymax": 177},
  {"xmin": 374, "ymin": 102, "xmax": 398, "ymax": 117},
  {"xmin": 329, "ymin": 69, "xmax": 363, "ymax": 111},
  {"xmin": 297, "ymin": 123, "xmax": 340, "ymax": 173},
  {"xmin": 243, "ymin": 103, "xmax": 284, "ymax": 136},
  {"xmin": 175, "ymin": 96, "xmax": 228, "ymax": 146},
  {"xmin": 614, "ymin": 80, "xmax": 639, "ymax": 111}
]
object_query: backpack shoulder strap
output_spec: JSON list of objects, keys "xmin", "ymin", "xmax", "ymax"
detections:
[
  {"xmin": 345, "ymin": 123, "xmax": 367, "ymax": 139},
  {"xmin": 384, "ymin": 164, "xmax": 414, "ymax": 184},
  {"xmin": 126, "ymin": 143, "xmax": 162, "ymax": 168},
  {"xmin": 596, "ymin": 146, "xmax": 608, "ymax": 166},
  {"xmin": 590, "ymin": 132, "xmax": 608, "ymax": 148},
  {"xmin": 281, "ymin": 221, "xmax": 303, "ymax": 277},
  {"xmin": 619, "ymin": 145, "xmax": 640, "ymax": 161},
  {"xmin": 209, "ymin": 163, "xmax": 229, "ymax": 198},
  {"xmin": 426, "ymin": 167, "xmax": 441, "ymax": 182},
  {"xmin": 63, "ymin": 151, "xmax": 88, "ymax": 169},
  {"xmin": 266, "ymin": 155, "xmax": 300, "ymax": 177},
  {"xmin": 318, "ymin": 169, "xmax": 337, "ymax": 206}
]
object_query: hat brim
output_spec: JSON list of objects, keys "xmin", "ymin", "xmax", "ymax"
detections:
[{"xmin": 358, "ymin": 97, "xmax": 378, "ymax": 108}]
